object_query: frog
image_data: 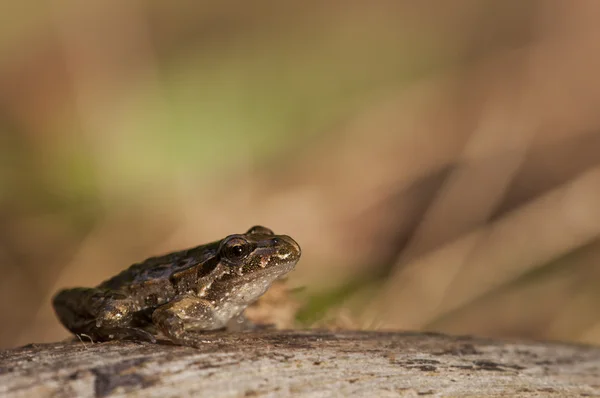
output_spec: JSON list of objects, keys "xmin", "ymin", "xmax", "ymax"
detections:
[{"xmin": 52, "ymin": 226, "xmax": 301, "ymax": 347}]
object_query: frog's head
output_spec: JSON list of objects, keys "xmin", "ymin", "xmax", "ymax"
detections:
[
  {"xmin": 218, "ymin": 226, "xmax": 301, "ymax": 281},
  {"xmin": 203, "ymin": 226, "xmax": 301, "ymax": 321}
]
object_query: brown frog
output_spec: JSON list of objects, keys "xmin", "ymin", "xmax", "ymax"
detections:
[{"xmin": 52, "ymin": 226, "xmax": 301, "ymax": 346}]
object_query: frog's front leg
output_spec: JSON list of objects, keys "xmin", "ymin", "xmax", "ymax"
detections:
[{"xmin": 152, "ymin": 294, "xmax": 229, "ymax": 346}]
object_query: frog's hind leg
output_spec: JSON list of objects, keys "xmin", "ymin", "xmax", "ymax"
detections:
[
  {"xmin": 52, "ymin": 287, "xmax": 156, "ymax": 343},
  {"xmin": 53, "ymin": 287, "xmax": 104, "ymax": 335}
]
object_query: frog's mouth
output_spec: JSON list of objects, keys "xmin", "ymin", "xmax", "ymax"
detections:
[{"xmin": 221, "ymin": 258, "xmax": 299, "ymax": 284}]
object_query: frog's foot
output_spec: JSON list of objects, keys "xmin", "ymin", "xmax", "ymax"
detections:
[
  {"xmin": 94, "ymin": 327, "xmax": 157, "ymax": 343},
  {"xmin": 226, "ymin": 313, "xmax": 275, "ymax": 332},
  {"xmin": 249, "ymin": 322, "xmax": 276, "ymax": 331}
]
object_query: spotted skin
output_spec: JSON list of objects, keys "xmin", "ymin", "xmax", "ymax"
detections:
[{"xmin": 52, "ymin": 226, "xmax": 301, "ymax": 346}]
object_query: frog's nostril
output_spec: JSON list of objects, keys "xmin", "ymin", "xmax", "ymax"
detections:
[{"xmin": 279, "ymin": 235, "xmax": 301, "ymax": 256}]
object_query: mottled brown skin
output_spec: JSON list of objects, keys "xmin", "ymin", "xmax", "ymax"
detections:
[{"xmin": 53, "ymin": 226, "xmax": 301, "ymax": 346}]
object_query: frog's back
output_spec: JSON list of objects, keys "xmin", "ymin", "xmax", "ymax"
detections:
[{"xmin": 98, "ymin": 242, "xmax": 219, "ymax": 292}]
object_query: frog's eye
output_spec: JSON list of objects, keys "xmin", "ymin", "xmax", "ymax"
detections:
[
  {"xmin": 221, "ymin": 237, "xmax": 251, "ymax": 263},
  {"xmin": 247, "ymin": 226, "xmax": 274, "ymax": 235}
]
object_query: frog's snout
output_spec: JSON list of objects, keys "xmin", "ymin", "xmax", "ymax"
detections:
[{"xmin": 279, "ymin": 235, "xmax": 301, "ymax": 259}]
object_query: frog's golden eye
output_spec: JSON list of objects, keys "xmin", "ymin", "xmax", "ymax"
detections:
[
  {"xmin": 247, "ymin": 226, "xmax": 274, "ymax": 235},
  {"xmin": 221, "ymin": 237, "xmax": 251, "ymax": 263}
]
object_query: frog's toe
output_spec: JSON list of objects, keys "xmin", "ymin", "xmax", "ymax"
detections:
[
  {"xmin": 226, "ymin": 314, "xmax": 275, "ymax": 332},
  {"xmin": 250, "ymin": 322, "xmax": 276, "ymax": 331},
  {"xmin": 101, "ymin": 327, "xmax": 157, "ymax": 343},
  {"xmin": 127, "ymin": 328, "xmax": 157, "ymax": 343}
]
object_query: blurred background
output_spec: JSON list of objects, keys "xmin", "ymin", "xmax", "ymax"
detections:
[{"xmin": 2, "ymin": 0, "xmax": 600, "ymax": 349}]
